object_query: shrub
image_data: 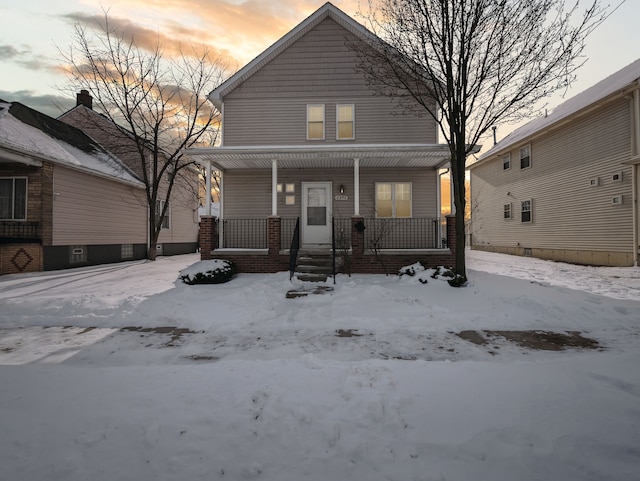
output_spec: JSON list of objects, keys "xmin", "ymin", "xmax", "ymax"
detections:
[{"xmin": 180, "ymin": 259, "xmax": 237, "ymax": 285}]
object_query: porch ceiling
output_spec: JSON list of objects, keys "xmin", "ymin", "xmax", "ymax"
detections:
[{"xmin": 182, "ymin": 144, "xmax": 453, "ymax": 170}]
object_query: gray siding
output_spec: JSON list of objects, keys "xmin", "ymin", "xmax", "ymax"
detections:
[
  {"xmin": 222, "ymin": 167, "xmax": 438, "ymax": 219},
  {"xmin": 471, "ymin": 97, "xmax": 634, "ymax": 260},
  {"xmin": 222, "ymin": 18, "xmax": 436, "ymax": 146},
  {"xmin": 52, "ymin": 166, "xmax": 147, "ymax": 245}
]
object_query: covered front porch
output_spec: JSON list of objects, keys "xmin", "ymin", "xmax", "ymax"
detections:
[{"xmin": 185, "ymin": 144, "xmax": 458, "ymax": 274}]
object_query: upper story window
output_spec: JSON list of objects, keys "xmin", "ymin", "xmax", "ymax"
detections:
[
  {"xmin": 307, "ymin": 104, "xmax": 325, "ymax": 140},
  {"xmin": 520, "ymin": 145, "xmax": 531, "ymax": 169},
  {"xmin": 0, "ymin": 177, "xmax": 27, "ymax": 220},
  {"xmin": 375, "ymin": 182, "xmax": 412, "ymax": 218},
  {"xmin": 502, "ymin": 153, "xmax": 511, "ymax": 170},
  {"xmin": 337, "ymin": 104, "xmax": 355, "ymax": 140}
]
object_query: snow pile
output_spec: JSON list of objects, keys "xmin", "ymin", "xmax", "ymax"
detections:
[{"xmin": 0, "ymin": 250, "xmax": 639, "ymax": 481}]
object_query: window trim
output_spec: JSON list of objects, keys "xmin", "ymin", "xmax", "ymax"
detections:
[
  {"xmin": 0, "ymin": 176, "xmax": 28, "ymax": 221},
  {"xmin": 375, "ymin": 182, "xmax": 413, "ymax": 218},
  {"xmin": 502, "ymin": 153, "xmax": 511, "ymax": 171},
  {"xmin": 336, "ymin": 104, "xmax": 355, "ymax": 140},
  {"xmin": 503, "ymin": 203, "xmax": 512, "ymax": 220},
  {"xmin": 156, "ymin": 200, "xmax": 171, "ymax": 229},
  {"xmin": 306, "ymin": 104, "xmax": 325, "ymax": 140},
  {"xmin": 521, "ymin": 199, "xmax": 532, "ymax": 223},
  {"xmin": 520, "ymin": 144, "xmax": 531, "ymax": 169}
]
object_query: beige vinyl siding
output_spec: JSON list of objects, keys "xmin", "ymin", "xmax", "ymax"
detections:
[
  {"xmin": 52, "ymin": 166, "xmax": 147, "ymax": 245},
  {"xmin": 471, "ymin": 97, "xmax": 633, "ymax": 254},
  {"xmin": 222, "ymin": 18, "xmax": 436, "ymax": 146},
  {"xmin": 223, "ymin": 167, "xmax": 438, "ymax": 219},
  {"xmin": 157, "ymin": 172, "xmax": 199, "ymax": 244}
]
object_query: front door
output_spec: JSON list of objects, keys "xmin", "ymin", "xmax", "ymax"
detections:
[{"xmin": 302, "ymin": 182, "xmax": 332, "ymax": 246}]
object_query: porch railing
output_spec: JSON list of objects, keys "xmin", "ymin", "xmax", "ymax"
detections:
[
  {"xmin": 221, "ymin": 219, "xmax": 267, "ymax": 249},
  {"xmin": 0, "ymin": 221, "xmax": 40, "ymax": 241},
  {"xmin": 363, "ymin": 217, "xmax": 441, "ymax": 250},
  {"xmin": 217, "ymin": 217, "xmax": 444, "ymax": 250}
]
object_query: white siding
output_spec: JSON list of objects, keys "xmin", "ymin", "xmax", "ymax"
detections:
[
  {"xmin": 471, "ymin": 97, "xmax": 634, "ymax": 257},
  {"xmin": 222, "ymin": 18, "xmax": 436, "ymax": 146},
  {"xmin": 223, "ymin": 167, "xmax": 438, "ymax": 219},
  {"xmin": 52, "ymin": 166, "xmax": 147, "ymax": 245}
]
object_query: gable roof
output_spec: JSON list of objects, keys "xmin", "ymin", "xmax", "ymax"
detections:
[
  {"xmin": 475, "ymin": 57, "xmax": 640, "ymax": 165},
  {"xmin": 0, "ymin": 100, "xmax": 143, "ymax": 187},
  {"xmin": 209, "ymin": 2, "xmax": 374, "ymax": 109}
]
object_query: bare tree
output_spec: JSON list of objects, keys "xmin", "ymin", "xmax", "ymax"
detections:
[
  {"xmin": 355, "ymin": 0, "xmax": 617, "ymax": 283},
  {"xmin": 60, "ymin": 11, "xmax": 227, "ymax": 260}
]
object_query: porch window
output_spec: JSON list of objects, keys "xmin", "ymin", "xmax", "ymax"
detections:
[
  {"xmin": 156, "ymin": 200, "xmax": 171, "ymax": 229},
  {"xmin": 520, "ymin": 145, "xmax": 531, "ymax": 169},
  {"xmin": 337, "ymin": 104, "xmax": 354, "ymax": 140},
  {"xmin": 307, "ymin": 104, "xmax": 325, "ymax": 140},
  {"xmin": 521, "ymin": 199, "xmax": 532, "ymax": 223},
  {"xmin": 0, "ymin": 177, "xmax": 27, "ymax": 220},
  {"xmin": 502, "ymin": 153, "xmax": 511, "ymax": 170},
  {"xmin": 375, "ymin": 183, "xmax": 412, "ymax": 218}
]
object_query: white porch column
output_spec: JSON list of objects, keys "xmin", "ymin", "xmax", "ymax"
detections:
[
  {"xmin": 353, "ymin": 157, "xmax": 360, "ymax": 216},
  {"xmin": 205, "ymin": 160, "xmax": 212, "ymax": 215},
  {"xmin": 449, "ymin": 172, "xmax": 456, "ymax": 215},
  {"xmin": 272, "ymin": 159, "xmax": 278, "ymax": 216},
  {"xmin": 218, "ymin": 169, "xmax": 224, "ymax": 249}
]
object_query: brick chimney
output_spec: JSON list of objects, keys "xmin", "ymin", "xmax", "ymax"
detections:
[{"xmin": 76, "ymin": 90, "xmax": 93, "ymax": 109}]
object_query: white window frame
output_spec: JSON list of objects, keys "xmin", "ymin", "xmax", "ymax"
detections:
[
  {"xmin": 375, "ymin": 182, "xmax": 412, "ymax": 218},
  {"xmin": 520, "ymin": 145, "xmax": 531, "ymax": 169},
  {"xmin": 503, "ymin": 203, "xmax": 512, "ymax": 220},
  {"xmin": 307, "ymin": 104, "xmax": 325, "ymax": 140},
  {"xmin": 0, "ymin": 177, "xmax": 28, "ymax": 221},
  {"xmin": 521, "ymin": 199, "xmax": 532, "ymax": 223},
  {"xmin": 156, "ymin": 200, "xmax": 171, "ymax": 229},
  {"xmin": 502, "ymin": 153, "xmax": 511, "ymax": 171},
  {"xmin": 336, "ymin": 104, "xmax": 355, "ymax": 140}
]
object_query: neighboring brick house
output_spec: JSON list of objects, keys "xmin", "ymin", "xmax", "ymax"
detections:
[
  {"xmin": 184, "ymin": 2, "xmax": 457, "ymax": 274},
  {"xmin": 470, "ymin": 58, "xmax": 640, "ymax": 267},
  {"xmin": 0, "ymin": 100, "xmax": 147, "ymax": 275},
  {"xmin": 59, "ymin": 91, "xmax": 200, "ymax": 257}
]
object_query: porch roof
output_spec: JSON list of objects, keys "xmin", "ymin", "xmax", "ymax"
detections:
[{"xmin": 182, "ymin": 143, "xmax": 453, "ymax": 170}]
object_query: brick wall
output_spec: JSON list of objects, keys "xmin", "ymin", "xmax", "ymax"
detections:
[{"xmin": 0, "ymin": 243, "xmax": 43, "ymax": 275}]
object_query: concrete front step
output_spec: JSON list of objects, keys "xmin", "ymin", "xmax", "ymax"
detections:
[{"xmin": 296, "ymin": 273, "xmax": 329, "ymax": 282}]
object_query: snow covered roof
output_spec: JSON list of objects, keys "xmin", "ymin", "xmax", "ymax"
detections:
[
  {"xmin": 209, "ymin": 2, "xmax": 375, "ymax": 109},
  {"xmin": 0, "ymin": 100, "xmax": 144, "ymax": 187},
  {"xmin": 475, "ymin": 57, "xmax": 640, "ymax": 165}
]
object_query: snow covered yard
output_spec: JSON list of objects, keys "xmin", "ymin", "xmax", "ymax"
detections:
[{"xmin": 0, "ymin": 250, "xmax": 639, "ymax": 480}]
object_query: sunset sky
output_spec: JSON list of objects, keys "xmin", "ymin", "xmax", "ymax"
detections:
[{"xmin": 1, "ymin": 0, "xmax": 638, "ymax": 143}]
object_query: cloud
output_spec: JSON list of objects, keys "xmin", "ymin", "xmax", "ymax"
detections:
[
  {"xmin": 0, "ymin": 45, "xmax": 25, "ymax": 59},
  {"xmin": 60, "ymin": 0, "xmax": 362, "ymax": 67},
  {"xmin": 0, "ymin": 90, "xmax": 75, "ymax": 118}
]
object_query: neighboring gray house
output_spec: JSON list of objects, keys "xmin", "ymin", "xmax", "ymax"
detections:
[
  {"xmin": 59, "ymin": 91, "xmax": 200, "ymax": 257},
  {"xmin": 0, "ymin": 100, "xmax": 147, "ymax": 275},
  {"xmin": 185, "ymin": 2, "xmax": 458, "ymax": 273},
  {"xmin": 469, "ymin": 59, "xmax": 640, "ymax": 267}
]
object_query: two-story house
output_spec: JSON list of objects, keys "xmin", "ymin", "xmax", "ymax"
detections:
[
  {"xmin": 185, "ymin": 2, "xmax": 457, "ymax": 274},
  {"xmin": 59, "ymin": 91, "xmax": 200, "ymax": 258},
  {"xmin": 470, "ymin": 58, "xmax": 640, "ymax": 267}
]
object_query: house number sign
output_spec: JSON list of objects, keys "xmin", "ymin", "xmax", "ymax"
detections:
[{"xmin": 334, "ymin": 195, "xmax": 348, "ymax": 201}]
